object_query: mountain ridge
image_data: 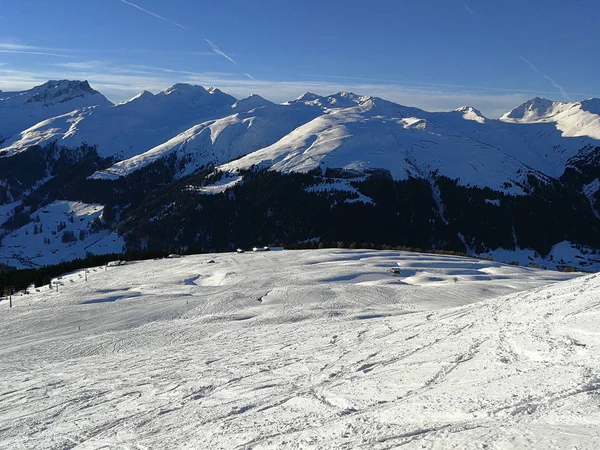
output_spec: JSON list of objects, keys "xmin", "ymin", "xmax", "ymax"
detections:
[
  {"xmin": 0, "ymin": 80, "xmax": 599, "ymax": 269},
  {"xmin": 0, "ymin": 80, "xmax": 112, "ymax": 144}
]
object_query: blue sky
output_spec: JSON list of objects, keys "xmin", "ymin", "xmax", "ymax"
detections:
[{"xmin": 0, "ymin": 0, "xmax": 598, "ymax": 116}]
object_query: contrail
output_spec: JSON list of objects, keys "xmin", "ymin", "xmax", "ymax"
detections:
[
  {"xmin": 518, "ymin": 55, "xmax": 570, "ymax": 100},
  {"xmin": 518, "ymin": 55, "xmax": 540, "ymax": 73},
  {"xmin": 544, "ymin": 75, "xmax": 570, "ymax": 100},
  {"xmin": 119, "ymin": 0, "xmax": 187, "ymax": 30},
  {"xmin": 205, "ymin": 39, "xmax": 237, "ymax": 65},
  {"xmin": 244, "ymin": 73, "xmax": 255, "ymax": 80},
  {"xmin": 460, "ymin": 1, "xmax": 476, "ymax": 16}
]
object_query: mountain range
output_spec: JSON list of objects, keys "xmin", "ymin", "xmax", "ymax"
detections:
[{"xmin": 1, "ymin": 80, "xmax": 599, "ymax": 270}]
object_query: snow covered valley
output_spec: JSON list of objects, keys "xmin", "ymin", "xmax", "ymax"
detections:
[{"xmin": 1, "ymin": 249, "xmax": 599, "ymax": 449}]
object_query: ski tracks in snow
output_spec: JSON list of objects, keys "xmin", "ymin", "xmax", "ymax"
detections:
[{"xmin": 1, "ymin": 250, "xmax": 597, "ymax": 449}]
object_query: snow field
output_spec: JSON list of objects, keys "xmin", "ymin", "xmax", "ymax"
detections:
[{"xmin": 2, "ymin": 249, "xmax": 599, "ymax": 449}]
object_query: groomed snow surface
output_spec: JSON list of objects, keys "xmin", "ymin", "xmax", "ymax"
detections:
[{"xmin": 2, "ymin": 249, "xmax": 599, "ymax": 449}]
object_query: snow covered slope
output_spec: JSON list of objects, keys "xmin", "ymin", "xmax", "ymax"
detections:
[
  {"xmin": 90, "ymin": 99, "xmax": 321, "ymax": 181},
  {"xmin": 3, "ymin": 249, "xmax": 598, "ymax": 449},
  {"xmin": 218, "ymin": 96, "xmax": 599, "ymax": 193},
  {"xmin": 482, "ymin": 240, "xmax": 600, "ymax": 272},
  {"xmin": 501, "ymin": 97, "xmax": 600, "ymax": 140},
  {"xmin": 0, "ymin": 84, "xmax": 236, "ymax": 160},
  {"xmin": 0, "ymin": 80, "xmax": 112, "ymax": 144},
  {"xmin": 289, "ymin": 90, "xmax": 370, "ymax": 109},
  {"xmin": 2, "ymin": 82, "xmax": 599, "ymax": 194},
  {"xmin": 0, "ymin": 201, "xmax": 123, "ymax": 268}
]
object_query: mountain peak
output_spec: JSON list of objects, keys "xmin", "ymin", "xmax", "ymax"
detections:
[
  {"xmin": 24, "ymin": 80, "xmax": 109, "ymax": 106},
  {"xmin": 207, "ymin": 86, "xmax": 223, "ymax": 94},
  {"xmin": 295, "ymin": 92, "xmax": 323, "ymax": 102},
  {"xmin": 233, "ymin": 94, "xmax": 273, "ymax": 111},
  {"xmin": 162, "ymin": 83, "xmax": 208, "ymax": 97},
  {"xmin": 500, "ymin": 96, "xmax": 600, "ymax": 139},
  {"xmin": 501, "ymin": 97, "xmax": 556, "ymax": 121},
  {"xmin": 329, "ymin": 91, "xmax": 360, "ymax": 101},
  {"xmin": 117, "ymin": 90, "xmax": 156, "ymax": 107},
  {"xmin": 41, "ymin": 80, "xmax": 94, "ymax": 92},
  {"xmin": 523, "ymin": 97, "xmax": 555, "ymax": 108},
  {"xmin": 455, "ymin": 106, "xmax": 486, "ymax": 123},
  {"xmin": 455, "ymin": 105, "xmax": 482, "ymax": 113},
  {"xmin": 157, "ymin": 84, "xmax": 236, "ymax": 108},
  {"xmin": 207, "ymin": 86, "xmax": 237, "ymax": 102},
  {"xmin": 337, "ymin": 91, "xmax": 358, "ymax": 98}
]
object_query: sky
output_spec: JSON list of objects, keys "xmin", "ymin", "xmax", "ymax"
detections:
[{"xmin": 0, "ymin": 0, "xmax": 598, "ymax": 117}]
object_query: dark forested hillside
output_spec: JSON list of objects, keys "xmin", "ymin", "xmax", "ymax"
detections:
[{"xmin": 107, "ymin": 168, "xmax": 600, "ymax": 261}]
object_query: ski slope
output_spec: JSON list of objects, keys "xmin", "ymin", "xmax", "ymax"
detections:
[{"xmin": 3, "ymin": 249, "xmax": 599, "ymax": 449}]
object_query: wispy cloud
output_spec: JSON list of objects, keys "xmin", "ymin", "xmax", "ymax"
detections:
[
  {"xmin": 3, "ymin": 59, "xmax": 596, "ymax": 117},
  {"xmin": 55, "ymin": 60, "xmax": 106, "ymax": 70},
  {"xmin": 0, "ymin": 43, "xmax": 45, "ymax": 51},
  {"xmin": 204, "ymin": 39, "xmax": 237, "ymax": 65},
  {"xmin": 460, "ymin": 1, "xmax": 476, "ymax": 16},
  {"xmin": 119, "ymin": 0, "xmax": 187, "ymax": 30},
  {"xmin": 0, "ymin": 50, "xmax": 70, "ymax": 58},
  {"xmin": 301, "ymin": 73, "xmax": 579, "ymax": 98},
  {"xmin": 518, "ymin": 55, "xmax": 570, "ymax": 100},
  {"xmin": 0, "ymin": 64, "xmax": 555, "ymax": 118},
  {"xmin": 0, "ymin": 42, "xmax": 71, "ymax": 58},
  {"xmin": 244, "ymin": 73, "xmax": 255, "ymax": 80}
]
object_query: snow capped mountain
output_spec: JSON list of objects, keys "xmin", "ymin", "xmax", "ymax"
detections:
[
  {"xmin": 4, "ymin": 81, "xmax": 598, "ymax": 194},
  {"xmin": 1, "ymin": 80, "xmax": 600, "ymax": 269},
  {"xmin": 454, "ymin": 105, "xmax": 486, "ymax": 123},
  {"xmin": 155, "ymin": 83, "xmax": 235, "ymax": 109},
  {"xmin": 289, "ymin": 91, "xmax": 370, "ymax": 109},
  {"xmin": 501, "ymin": 97, "xmax": 556, "ymax": 121},
  {"xmin": 0, "ymin": 80, "xmax": 112, "ymax": 144},
  {"xmin": 90, "ymin": 99, "xmax": 322, "ymax": 180},
  {"xmin": 232, "ymin": 94, "xmax": 274, "ymax": 111},
  {"xmin": 0, "ymin": 83, "xmax": 237, "ymax": 160},
  {"xmin": 218, "ymin": 96, "xmax": 598, "ymax": 193},
  {"xmin": 21, "ymin": 80, "xmax": 104, "ymax": 106},
  {"xmin": 501, "ymin": 97, "xmax": 600, "ymax": 140}
]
